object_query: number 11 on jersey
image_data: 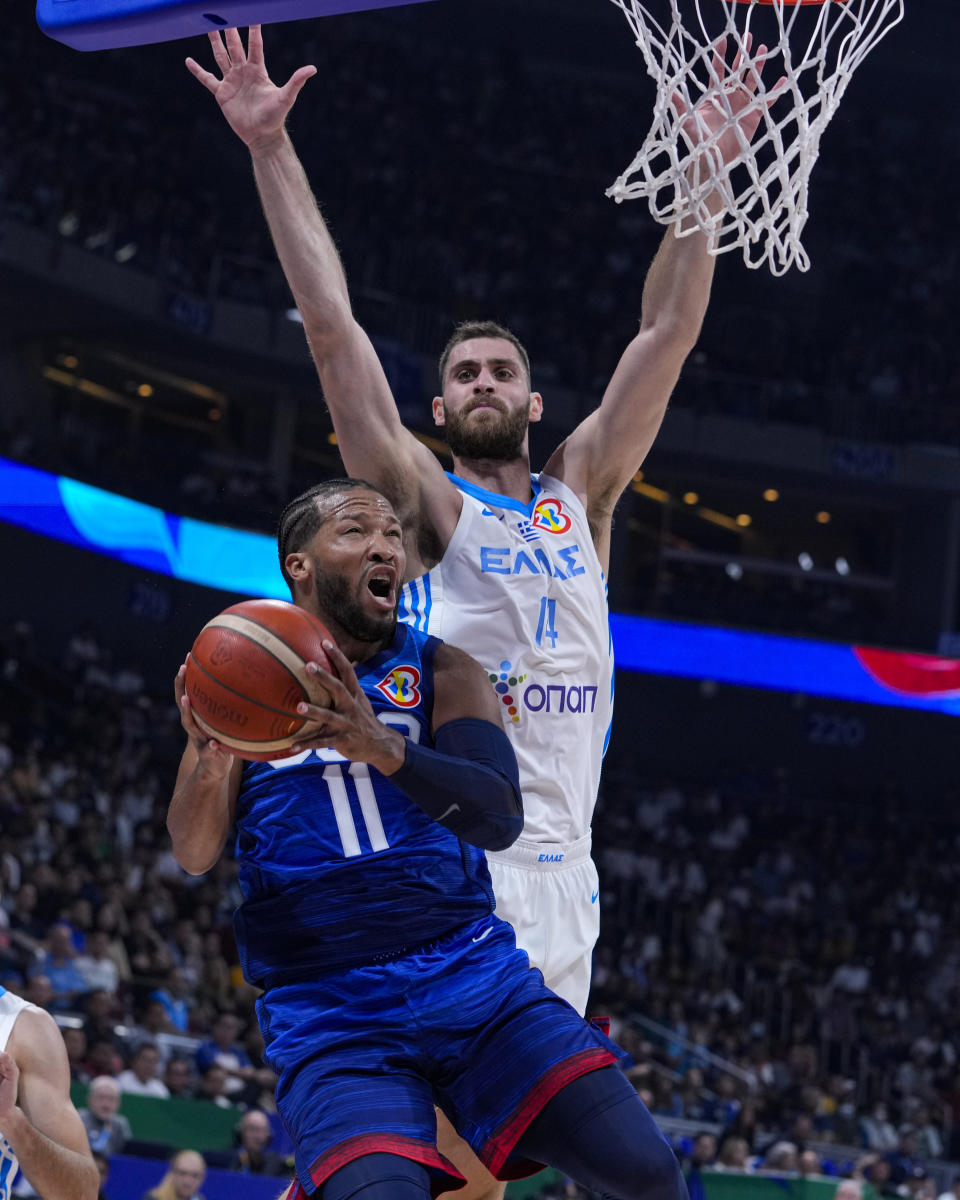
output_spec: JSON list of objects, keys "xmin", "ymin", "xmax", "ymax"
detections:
[{"xmin": 536, "ymin": 597, "xmax": 559, "ymax": 648}]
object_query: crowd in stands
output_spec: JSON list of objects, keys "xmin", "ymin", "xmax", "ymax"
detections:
[
  {"xmin": 0, "ymin": 7, "xmax": 950, "ymax": 652},
  {"xmin": 1, "ymin": 3, "xmax": 957, "ymax": 452},
  {"xmin": 1, "ymin": 611, "xmax": 958, "ymax": 1199}
]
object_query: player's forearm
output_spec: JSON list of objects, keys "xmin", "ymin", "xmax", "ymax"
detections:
[
  {"xmin": 0, "ymin": 1108, "xmax": 98, "ymax": 1200},
  {"xmin": 639, "ymin": 220, "xmax": 716, "ymax": 352},
  {"xmin": 167, "ymin": 765, "xmax": 232, "ymax": 874},
  {"xmin": 249, "ymin": 130, "xmax": 353, "ymax": 345},
  {"xmin": 389, "ymin": 719, "xmax": 523, "ymax": 851}
]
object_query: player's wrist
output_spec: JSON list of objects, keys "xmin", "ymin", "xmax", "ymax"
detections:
[
  {"xmin": 367, "ymin": 728, "xmax": 407, "ymax": 777},
  {"xmin": 247, "ymin": 127, "xmax": 292, "ymax": 160}
]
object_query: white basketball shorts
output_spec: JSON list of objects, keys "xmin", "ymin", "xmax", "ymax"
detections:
[{"xmin": 486, "ymin": 833, "xmax": 600, "ymax": 1016}]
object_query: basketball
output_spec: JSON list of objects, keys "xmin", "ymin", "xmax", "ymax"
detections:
[{"xmin": 184, "ymin": 599, "xmax": 336, "ymax": 761}]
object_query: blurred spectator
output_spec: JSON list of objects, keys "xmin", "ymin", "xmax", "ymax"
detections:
[
  {"xmin": 130, "ymin": 999, "xmax": 176, "ymax": 1068},
  {"xmin": 85, "ymin": 1039, "xmax": 124, "ymax": 1080},
  {"xmin": 117, "ymin": 1043, "xmax": 169, "ymax": 1099},
  {"xmin": 143, "ymin": 1149, "xmax": 207, "ymax": 1200},
  {"xmin": 798, "ymin": 1149, "xmax": 822, "ymax": 1177},
  {"xmin": 682, "ymin": 1132, "xmax": 717, "ymax": 1200},
  {"xmin": 762, "ymin": 1141, "xmax": 799, "ymax": 1173},
  {"xmin": 75, "ymin": 929, "xmax": 120, "ymax": 995},
  {"xmin": 62, "ymin": 1025, "xmax": 91, "ymax": 1084},
  {"xmin": 195, "ymin": 1063, "xmax": 232, "ymax": 1110},
  {"xmin": 228, "ymin": 1110, "xmax": 289, "ymax": 1177},
  {"xmin": 715, "ymin": 1136, "xmax": 751, "ymax": 1171},
  {"xmin": 195, "ymin": 1012, "xmax": 256, "ymax": 1101},
  {"xmin": 936, "ymin": 1181, "xmax": 960, "ymax": 1200},
  {"xmin": 82, "ymin": 989, "xmax": 123, "ymax": 1051},
  {"xmin": 30, "ymin": 921, "xmax": 88, "ymax": 1010},
  {"xmin": 163, "ymin": 1056, "xmax": 195, "ymax": 1100},
  {"xmin": 80, "ymin": 1075, "xmax": 132, "ymax": 1156},
  {"xmin": 150, "ymin": 967, "xmax": 192, "ymax": 1033},
  {"xmin": 834, "ymin": 1184, "xmax": 863, "ymax": 1200},
  {"xmin": 861, "ymin": 1102, "xmax": 905, "ymax": 1152}
]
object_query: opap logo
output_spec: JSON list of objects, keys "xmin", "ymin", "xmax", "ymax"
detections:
[
  {"xmin": 532, "ymin": 497, "xmax": 572, "ymax": 535},
  {"xmin": 486, "ymin": 658, "xmax": 527, "ymax": 724},
  {"xmin": 375, "ymin": 666, "xmax": 422, "ymax": 709}
]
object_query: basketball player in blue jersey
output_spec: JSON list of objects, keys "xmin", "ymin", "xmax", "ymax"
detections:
[
  {"xmin": 0, "ymin": 985, "xmax": 99, "ymax": 1200},
  {"xmin": 187, "ymin": 24, "xmax": 773, "ymax": 1199},
  {"xmin": 169, "ymin": 479, "xmax": 686, "ymax": 1200}
]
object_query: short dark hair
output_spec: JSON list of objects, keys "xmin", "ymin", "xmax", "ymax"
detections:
[
  {"xmin": 276, "ymin": 478, "xmax": 381, "ymax": 597},
  {"xmin": 438, "ymin": 320, "xmax": 531, "ymax": 389}
]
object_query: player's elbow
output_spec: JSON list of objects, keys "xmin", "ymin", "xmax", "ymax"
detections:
[{"xmin": 481, "ymin": 810, "xmax": 524, "ymax": 852}]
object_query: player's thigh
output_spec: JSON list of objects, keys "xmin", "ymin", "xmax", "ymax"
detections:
[{"xmin": 435, "ymin": 1109, "xmax": 504, "ymax": 1200}]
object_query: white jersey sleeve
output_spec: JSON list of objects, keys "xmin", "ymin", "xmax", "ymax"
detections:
[
  {"xmin": 398, "ymin": 471, "xmax": 614, "ymax": 844},
  {"xmin": 0, "ymin": 987, "xmax": 43, "ymax": 1199}
]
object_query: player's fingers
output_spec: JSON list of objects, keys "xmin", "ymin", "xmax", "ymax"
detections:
[
  {"xmin": 295, "ymin": 701, "xmax": 339, "ymax": 724},
  {"xmin": 247, "ymin": 24, "xmax": 264, "ymax": 65},
  {"xmin": 208, "ymin": 30, "xmax": 232, "ymax": 74},
  {"xmin": 304, "ymin": 662, "xmax": 353, "ymax": 707},
  {"xmin": 224, "ymin": 25, "xmax": 246, "ymax": 64},
  {"xmin": 282, "ymin": 65, "xmax": 317, "ymax": 105},
  {"xmin": 185, "ymin": 57, "xmax": 220, "ymax": 91},
  {"xmin": 744, "ymin": 45, "xmax": 767, "ymax": 96},
  {"xmin": 320, "ymin": 642, "xmax": 363, "ymax": 694}
]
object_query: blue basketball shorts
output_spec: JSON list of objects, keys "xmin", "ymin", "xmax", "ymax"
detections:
[{"xmin": 256, "ymin": 914, "xmax": 622, "ymax": 1196}]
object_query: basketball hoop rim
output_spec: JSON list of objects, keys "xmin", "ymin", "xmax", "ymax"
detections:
[{"xmin": 730, "ymin": 0, "xmax": 834, "ymax": 6}]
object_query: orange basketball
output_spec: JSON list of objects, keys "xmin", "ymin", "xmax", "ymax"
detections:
[{"xmin": 184, "ymin": 599, "xmax": 335, "ymax": 762}]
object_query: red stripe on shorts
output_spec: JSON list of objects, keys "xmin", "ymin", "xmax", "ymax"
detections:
[
  {"xmin": 305, "ymin": 1131, "xmax": 466, "ymax": 1196},
  {"xmin": 480, "ymin": 1046, "xmax": 621, "ymax": 1180}
]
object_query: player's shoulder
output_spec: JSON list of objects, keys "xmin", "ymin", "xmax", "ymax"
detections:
[
  {"xmin": 431, "ymin": 640, "xmax": 487, "ymax": 685},
  {"xmin": 7, "ymin": 1003, "xmax": 65, "ymax": 1065}
]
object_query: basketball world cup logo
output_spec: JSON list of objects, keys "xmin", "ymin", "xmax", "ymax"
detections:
[
  {"xmin": 375, "ymin": 666, "xmax": 422, "ymax": 709},
  {"xmin": 532, "ymin": 498, "xmax": 572, "ymax": 535}
]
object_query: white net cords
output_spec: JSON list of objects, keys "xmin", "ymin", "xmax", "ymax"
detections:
[{"xmin": 606, "ymin": 0, "xmax": 905, "ymax": 274}]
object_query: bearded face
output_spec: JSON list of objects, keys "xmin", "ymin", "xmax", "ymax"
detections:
[
  {"xmin": 441, "ymin": 397, "xmax": 531, "ymax": 461},
  {"xmin": 312, "ymin": 558, "xmax": 397, "ymax": 646}
]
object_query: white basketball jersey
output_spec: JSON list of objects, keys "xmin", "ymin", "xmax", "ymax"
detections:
[
  {"xmin": 0, "ymin": 987, "xmax": 40, "ymax": 1200},
  {"xmin": 398, "ymin": 472, "xmax": 614, "ymax": 845}
]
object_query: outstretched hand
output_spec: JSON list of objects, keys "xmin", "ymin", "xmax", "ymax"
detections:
[
  {"xmin": 186, "ymin": 25, "xmax": 316, "ymax": 152},
  {"xmin": 290, "ymin": 641, "xmax": 406, "ymax": 775},
  {"xmin": 673, "ymin": 34, "xmax": 786, "ymax": 171}
]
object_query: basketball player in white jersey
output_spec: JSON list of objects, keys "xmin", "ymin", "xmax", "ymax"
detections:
[
  {"xmin": 188, "ymin": 24, "xmax": 775, "ymax": 1199},
  {"xmin": 0, "ymin": 984, "xmax": 99, "ymax": 1200}
]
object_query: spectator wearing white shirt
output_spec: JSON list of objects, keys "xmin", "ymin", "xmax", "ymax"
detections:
[
  {"xmin": 75, "ymin": 930, "xmax": 119, "ymax": 995},
  {"xmin": 117, "ymin": 1042, "xmax": 169, "ymax": 1099}
]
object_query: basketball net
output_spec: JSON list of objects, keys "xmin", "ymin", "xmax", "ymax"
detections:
[{"xmin": 606, "ymin": 0, "xmax": 904, "ymax": 274}]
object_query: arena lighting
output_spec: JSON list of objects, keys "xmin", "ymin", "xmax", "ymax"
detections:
[
  {"xmin": 285, "ymin": 308, "xmax": 304, "ymax": 324},
  {"xmin": 735, "ymin": 513, "xmax": 751, "ymax": 527},
  {"xmin": 816, "ymin": 511, "xmax": 832, "ymax": 524},
  {"xmin": 724, "ymin": 562, "xmax": 743, "ymax": 580},
  {"xmin": 683, "ymin": 491, "xmax": 699, "ymax": 505},
  {"xmin": 3, "ymin": 454, "xmax": 959, "ymax": 716},
  {"xmin": 836, "ymin": 557, "xmax": 851, "ymax": 576},
  {"xmin": 763, "ymin": 488, "xmax": 779, "ymax": 502},
  {"xmin": 798, "ymin": 552, "xmax": 814, "ymax": 571}
]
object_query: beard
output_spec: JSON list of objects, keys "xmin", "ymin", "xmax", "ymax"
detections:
[
  {"xmin": 442, "ymin": 400, "xmax": 529, "ymax": 461},
  {"xmin": 313, "ymin": 567, "xmax": 397, "ymax": 647}
]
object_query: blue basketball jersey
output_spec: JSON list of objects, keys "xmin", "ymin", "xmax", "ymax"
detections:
[{"xmin": 233, "ymin": 623, "xmax": 495, "ymax": 986}]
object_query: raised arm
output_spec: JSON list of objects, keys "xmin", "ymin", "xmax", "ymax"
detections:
[
  {"xmin": 166, "ymin": 663, "xmax": 243, "ymax": 875},
  {"xmin": 544, "ymin": 36, "xmax": 780, "ymax": 572},
  {"xmin": 186, "ymin": 27, "xmax": 458, "ymax": 567},
  {"xmin": 2, "ymin": 1009, "xmax": 99, "ymax": 1200}
]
